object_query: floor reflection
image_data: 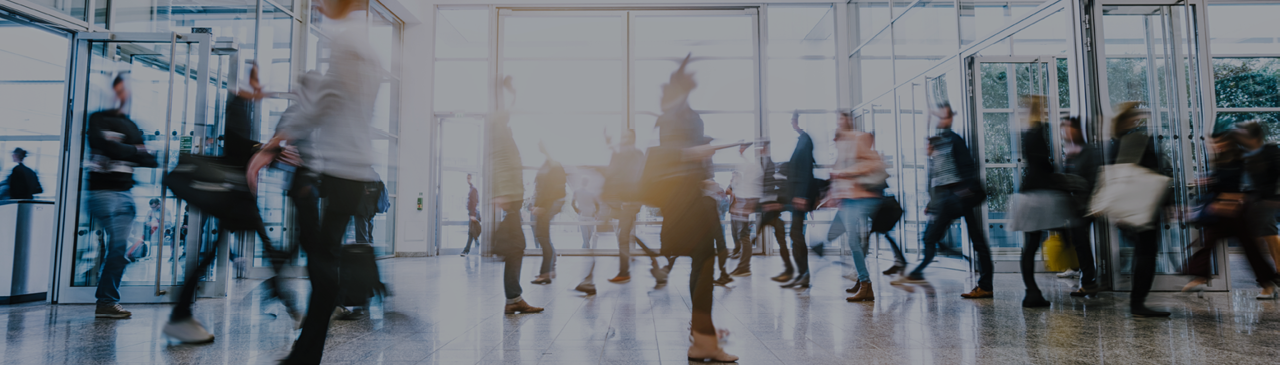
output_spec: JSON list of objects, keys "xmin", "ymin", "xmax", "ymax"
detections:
[{"xmin": 2, "ymin": 254, "xmax": 1280, "ymax": 364}]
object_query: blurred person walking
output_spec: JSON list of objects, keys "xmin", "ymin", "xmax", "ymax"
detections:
[
  {"xmin": 599, "ymin": 130, "xmax": 666, "ymax": 284},
  {"xmin": 829, "ymin": 112, "xmax": 887, "ymax": 302},
  {"xmin": 892, "ymin": 103, "xmax": 995, "ymax": 300},
  {"xmin": 87, "ymin": 75, "xmax": 160, "ymax": 319},
  {"xmin": 728, "ymin": 142, "xmax": 762, "ymax": 277},
  {"xmin": 1231, "ymin": 121, "xmax": 1280, "ymax": 299},
  {"xmin": 4, "ymin": 148, "xmax": 41, "ymax": 200},
  {"xmin": 780, "ymin": 112, "xmax": 817, "ymax": 289},
  {"xmin": 734, "ymin": 142, "xmax": 792, "ymax": 281},
  {"xmin": 1007, "ymin": 96, "xmax": 1074, "ymax": 308},
  {"xmin": 246, "ymin": 0, "xmax": 387, "ymax": 361},
  {"xmin": 1102, "ymin": 102, "xmax": 1169, "ymax": 317},
  {"xmin": 1061, "ymin": 117, "xmax": 1102, "ymax": 297},
  {"xmin": 640, "ymin": 55, "xmax": 737, "ymax": 362},
  {"xmin": 486, "ymin": 76, "xmax": 543, "ymax": 315},
  {"xmin": 530, "ymin": 142, "xmax": 566, "ymax": 285},
  {"xmin": 1183, "ymin": 126, "xmax": 1277, "ymax": 299},
  {"xmin": 461, "ymin": 173, "xmax": 480, "ymax": 256},
  {"xmin": 705, "ymin": 179, "xmax": 734, "ymax": 285}
]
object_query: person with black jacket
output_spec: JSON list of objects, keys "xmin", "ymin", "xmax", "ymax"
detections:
[
  {"xmin": 88, "ymin": 75, "xmax": 159, "ymax": 320},
  {"xmin": 1008, "ymin": 96, "xmax": 1073, "ymax": 308},
  {"xmin": 530, "ymin": 142, "xmax": 566, "ymax": 285},
  {"xmin": 1107, "ymin": 102, "xmax": 1169, "ymax": 317},
  {"xmin": 1061, "ymin": 117, "xmax": 1102, "ymax": 297},
  {"xmin": 779, "ymin": 112, "xmax": 815, "ymax": 289},
  {"xmin": 1233, "ymin": 121, "xmax": 1280, "ymax": 299},
  {"xmin": 893, "ymin": 103, "xmax": 995, "ymax": 300},
  {"xmin": 600, "ymin": 130, "xmax": 664, "ymax": 284},
  {"xmin": 1183, "ymin": 127, "xmax": 1277, "ymax": 299},
  {"xmin": 5, "ymin": 148, "xmax": 41, "ymax": 200}
]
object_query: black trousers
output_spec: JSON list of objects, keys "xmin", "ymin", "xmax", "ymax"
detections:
[
  {"xmin": 498, "ymin": 205, "xmax": 526, "ymax": 300},
  {"xmin": 1067, "ymin": 219, "xmax": 1098, "ymax": 286},
  {"xmin": 661, "ymin": 194, "xmax": 718, "ymax": 335},
  {"xmin": 789, "ymin": 209, "xmax": 809, "ymax": 275},
  {"xmin": 1125, "ymin": 227, "xmax": 1160, "ymax": 309},
  {"xmin": 285, "ymin": 174, "xmax": 365, "ymax": 364},
  {"xmin": 734, "ymin": 207, "xmax": 786, "ymax": 272},
  {"xmin": 1188, "ymin": 205, "xmax": 1276, "ymax": 285}
]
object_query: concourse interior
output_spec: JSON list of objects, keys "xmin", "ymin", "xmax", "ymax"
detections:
[{"xmin": 3, "ymin": 0, "xmax": 1280, "ymax": 364}]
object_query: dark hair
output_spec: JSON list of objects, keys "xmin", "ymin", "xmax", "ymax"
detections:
[
  {"xmin": 113, "ymin": 75, "xmax": 126, "ymax": 88},
  {"xmin": 839, "ymin": 111, "xmax": 852, "ymax": 118},
  {"xmin": 1237, "ymin": 121, "xmax": 1265, "ymax": 140},
  {"xmin": 149, "ymin": 198, "xmax": 161, "ymax": 205},
  {"xmin": 936, "ymin": 102, "xmax": 954, "ymax": 117},
  {"xmin": 1061, "ymin": 116, "xmax": 1081, "ymax": 130},
  {"xmin": 12, "ymin": 148, "xmax": 26, "ymax": 159}
]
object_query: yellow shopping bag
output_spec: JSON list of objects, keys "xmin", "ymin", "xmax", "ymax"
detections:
[{"xmin": 1043, "ymin": 232, "xmax": 1079, "ymax": 272}]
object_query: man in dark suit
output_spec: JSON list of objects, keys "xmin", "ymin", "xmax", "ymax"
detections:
[
  {"xmin": 5, "ymin": 148, "xmax": 41, "ymax": 200},
  {"xmin": 779, "ymin": 112, "xmax": 815, "ymax": 288}
]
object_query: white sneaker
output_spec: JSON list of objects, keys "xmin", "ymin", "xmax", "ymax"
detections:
[
  {"xmin": 1056, "ymin": 269, "xmax": 1080, "ymax": 278},
  {"xmin": 163, "ymin": 318, "xmax": 214, "ymax": 344}
]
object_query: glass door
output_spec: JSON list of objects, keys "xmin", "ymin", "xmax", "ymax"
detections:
[
  {"xmin": 52, "ymin": 32, "xmax": 230, "ymax": 303},
  {"xmin": 971, "ymin": 57, "xmax": 1063, "ymax": 273},
  {"xmin": 1095, "ymin": 3, "xmax": 1217, "ymax": 291},
  {"xmin": 436, "ymin": 116, "xmax": 486, "ymax": 255}
]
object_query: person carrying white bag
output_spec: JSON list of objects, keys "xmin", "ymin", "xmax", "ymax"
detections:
[{"xmin": 1089, "ymin": 101, "xmax": 1172, "ymax": 318}]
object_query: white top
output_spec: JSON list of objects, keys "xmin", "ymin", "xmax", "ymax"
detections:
[
  {"xmin": 732, "ymin": 151, "xmax": 763, "ymax": 199},
  {"xmin": 277, "ymin": 14, "xmax": 382, "ymax": 182}
]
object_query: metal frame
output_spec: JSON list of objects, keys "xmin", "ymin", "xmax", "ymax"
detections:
[{"xmin": 52, "ymin": 31, "xmax": 227, "ymax": 304}]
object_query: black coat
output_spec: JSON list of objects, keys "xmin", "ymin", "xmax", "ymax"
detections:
[
  {"xmin": 534, "ymin": 160, "xmax": 566, "ymax": 209},
  {"xmin": 1019, "ymin": 125, "xmax": 1056, "ymax": 192},
  {"xmin": 1243, "ymin": 143, "xmax": 1280, "ymax": 201},
  {"xmin": 87, "ymin": 110, "xmax": 159, "ymax": 191},
  {"xmin": 788, "ymin": 131, "xmax": 815, "ymax": 204},
  {"xmin": 5, "ymin": 163, "xmax": 41, "ymax": 199}
]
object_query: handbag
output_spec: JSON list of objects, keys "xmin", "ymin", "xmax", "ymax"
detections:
[
  {"xmin": 1043, "ymin": 233, "xmax": 1079, "ymax": 272},
  {"xmin": 1088, "ymin": 133, "xmax": 1170, "ymax": 230},
  {"xmin": 163, "ymin": 153, "xmax": 264, "ymax": 232},
  {"xmin": 870, "ymin": 195, "xmax": 903, "ymax": 233},
  {"xmin": 1009, "ymin": 190, "xmax": 1074, "ymax": 232}
]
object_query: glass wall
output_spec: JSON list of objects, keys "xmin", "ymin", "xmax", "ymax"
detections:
[
  {"xmin": 1208, "ymin": 3, "xmax": 1280, "ymax": 140},
  {"xmin": 0, "ymin": 16, "xmax": 69, "ymax": 202},
  {"xmin": 433, "ymin": 7, "xmax": 489, "ymax": 253}
]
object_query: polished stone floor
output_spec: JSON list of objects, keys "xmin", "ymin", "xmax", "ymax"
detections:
[{"xmin": 3, "ymin": 253, "xmax": 1280, "ymax": 364}]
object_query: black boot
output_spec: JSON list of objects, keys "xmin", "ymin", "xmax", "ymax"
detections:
[
  {"xmin": 771, "ymin": 268, "xmax": 795, "ymax": 282},
  {"xmin": 781, "ymin": 273, "xmax": 810, "ymax": 288},
  {"xmin": 1022, "ymin": 289, "xmax": 1050, "ymax": 308},
  {"xmin": 1131, "ymin": 305, "xmax": 1171, "ymax": 318}
]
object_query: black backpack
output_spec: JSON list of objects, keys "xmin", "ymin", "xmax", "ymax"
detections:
[{"xmin": 871, "ymin": 195, "xmax": 903, "ymax": 234}]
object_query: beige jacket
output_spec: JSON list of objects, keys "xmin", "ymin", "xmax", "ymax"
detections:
[{"xmin": 830, "ymin": 130, "xmax": 885, "ymax": 200}]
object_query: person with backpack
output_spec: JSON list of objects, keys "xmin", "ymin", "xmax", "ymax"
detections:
[
  {"xmin": 891, "ymin": 103, "xmax": 995, "ymax": 301},
  {"xmin": 599, "ymin": 130, "xmax": 665, "ymax": 284}
]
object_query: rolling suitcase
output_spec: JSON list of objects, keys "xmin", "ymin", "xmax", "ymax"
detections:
[{"xmin": 340, "ymin": 243, "xmax": 387, "ymax": 307}]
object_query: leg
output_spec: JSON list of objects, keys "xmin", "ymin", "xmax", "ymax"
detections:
[
  {"xmin": 885, "ymin": 233, "xmax": 906, "ymax": 267},
  {"xmin": 259, "ymin": 227, "xmax": 300, "ymax": 316},
  {"xmin": 498, "ymin": 205, "xmax": 527, "ymax": 301},
  {"xmin": 763, "ymin": 210, "xmax": 792, "ymax": 275},
  {"xmin": 909, "ymin": 209, "xmax": 958, "ymax": 279},
  {"xmin": 790, "ymin": 209, "xmax": 809, "ymax": 275},
  {"xmin": 616, "ymin": 204, "xmax": 638, "ymax": 276},
  {"xmin": 534, "ymin": 209, "xmax": 556, "ymax": 276},
  {"xmin": 840, "ymin": 199, "xmax": 875, "ymax": 283},
  {"xmin": 581, "ymin": 221, "xmax": 594, "ymax": 249},
  {"xmin": 354, "ymin": 214, "xmax": 374, "ymax": 243},
  {"xmin": 962, "ymin": 207, "xmax": 995, "ymax": 292},
  {"xmin": 286, "ymin": 176, "xmax": 363, "ymax": 364},
  {"xmin": 1021, "ymin": 231, "xmax": 1044, "ymax": 292},
  {"xmin": 91, "ymin": 191, "xmax": 136, "ymax": 307},
  {"xmin": 826, "ymin": 209, "xmax": 846, "ymax": 242},
  {"xmin": 171, "ymin": 227, "xmax": 223, "ymax": 321},
  {"xmin": 1069, "ymin": 220, "xmax": 1098, "ymax": 286},
  {"xmin": 1129, "ymin": 228, "xmax": 1160, "ymax": 310}
]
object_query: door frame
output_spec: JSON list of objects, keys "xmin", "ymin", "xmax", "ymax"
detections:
[
  {"xmin": 1088, "ymin": 0, "xmax": 1226, "ymax": 291},
  {"xmin": 969, "ymin": 55, "xmax": 1064, "ymax": 273},
  {"xmin": 51, "ymin": 31, "xmax": 228, "ymax": 304}
]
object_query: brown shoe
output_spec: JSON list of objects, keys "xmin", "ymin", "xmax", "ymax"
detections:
[
  {"xmin": 960, "ymin": 286, "xmax": 994, "ymax": 299},
  {"xmin": 846, "ymin": 281, "xmax": 874, "ymax": 302},
  {"xmin": 845, "ymin": 281, "xmax": 862, "ymax": 294},
  {"xmin": 503, "ymin": 300, "xmax": 544, "ymax": 314}
]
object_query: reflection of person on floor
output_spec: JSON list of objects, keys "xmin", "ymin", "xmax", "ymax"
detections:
[
  {"xmin": 4, "ymin": 148, "xmax": 41, "ymax": 200},
  {"xmin": 87, "ymin": 74, "xmax": 159, "ymax": 320},
  {"xmin": 462, "ymin": 173, "xmax": 480, "ymax": 256}
]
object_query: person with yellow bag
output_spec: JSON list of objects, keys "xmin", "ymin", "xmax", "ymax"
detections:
[
  {"xmin": 1043, "ymin": 233, "xmax": 1078, "ymax": 272},
  {"xmin": 1008, "ymin": 96, "xmax": 1074, "ymax": 308}
]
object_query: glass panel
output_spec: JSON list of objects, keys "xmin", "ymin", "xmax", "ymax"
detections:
[
  {"xmin": 1213, "ymin": 58, "xmax": 1280, "ymax": 109},
  {"xmin": 766, "ymin": 5, "xmax": 835, "ymax": 58},
  {"xmin": 28, "ymin": 0, "xmax": 87, "ymax": 21},
  {"xmin": 1217, "ymin": 112, "xmax": 1280, "ymax": 142},
  {"xmin": 1010, "ymin": 10, "xmax": 1068, "ymax": 56},
  {"xmin": 981, "ymin": 113, "xmax": 1012, "ymax": 163},
  {"xmin": 0, "ymin": 21, "xmax": 68, "ymax": 203},
  {"xmin": 853, "ymin": 32, "xmax": 893, "ymax": 102},
  {"xmin": 766, "ymin": 58, "xmax": 836, "ymax": 111},
  {"xmin": 73, "ymin": 41, "xmax": 199, "ymax": 287},
  {"xmin": 436, "ymin": 8, "xmax": 489, "ymax": 59},
  {"xmin": 852, "ymin": 1, "xmax": 890, "ymax": 45},
  {"xmin": 504, "ymin": 16, "xmax": 623, "ymax": 58},
  {"xmin": 1207, "ymin": 4, "xmax": 1280, "ymax": 55},
  {"xmin": 262, "ymin": 4, "xmax": 295, "ymax": 94},
  {"xmin": 633, "ymin": 14, "xmax": 754, "ymax": 58},
  {"xmin": 504, "ymin": 60, "xmax": 624, "ymax": 113},
  {"xmin": 434, "ymin": 61, "xmax": 488, "ymax": 113},
  {"xmin": 980, "ymin": 64, "xmax": 1010, "ymax": 109},
  {"xmin": 893, "ymin": 1, "xmax": 958, "ymax": 59}
]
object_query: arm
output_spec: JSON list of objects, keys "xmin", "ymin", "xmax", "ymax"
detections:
[
  {"xmin": 789, "ymin": 134, "xmax": 814, "ymax": 203},
  {"xmin": 87, "ymin": 113, "xmax": 148, "ymax": 163}
]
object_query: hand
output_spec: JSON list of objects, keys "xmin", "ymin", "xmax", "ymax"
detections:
[
  {"xmin": 276, "ymin": 145, "xmax": 302, "ymax": 167},
  {"xmin": 246, "ymin": 139, "xmax": 285, "ymax": 196},
  {"xmin": 235, "ymin": 62, "xmax": 265, "ymax": 100},
  {"xmin": 792, "ymin": 198, "xmax": 807, "ymax": 208},
  {"xmin": 470, "ymin": 216, "xmax": 479, "ymax": 222},
  {"xmin": 532, "ymin": 207, "xmax": 546, "ymax": 216}
]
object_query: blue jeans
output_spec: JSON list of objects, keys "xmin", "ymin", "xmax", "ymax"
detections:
[
  {"xmin": 89, "ymin": 190, "xmax": 137, "ymax": 305},
  {"xmin": 839, "ymin": 198, "xmax": 880, "ymax": 282}
]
